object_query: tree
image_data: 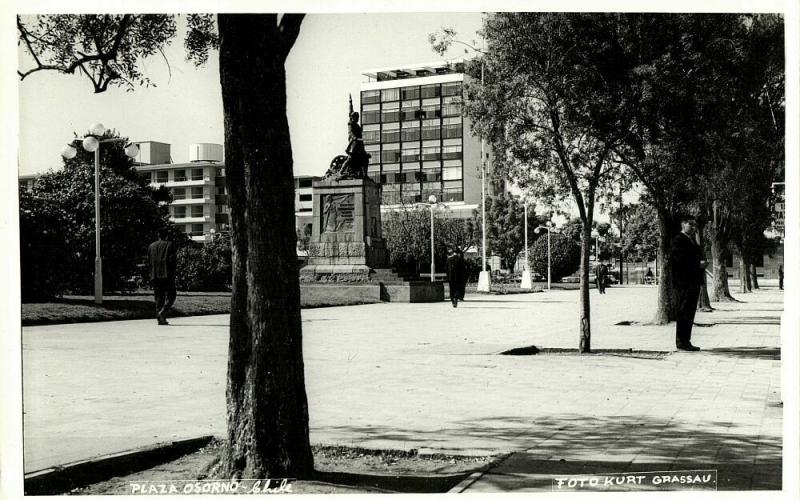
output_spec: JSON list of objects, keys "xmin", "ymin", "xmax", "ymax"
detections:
[
  {"xmin": 441, "ymin": 14, "xmax": 639, "ymax": 352},
  {"xmin": 175, "ymin": 232, "xmax": 232, "ymax": 291},
  {"xmin": 471, "ymin": 192, "xmax": 539, "ymax": 272},
  {"xmin": 699, "ymin": 15, "xmax": 783, "ymax": 302},
  {"xmin": 620, "ymin": 203, "xmax": 659, "ymax": 273},
  {"xmin": 528, "ymin": 232, "xmax": 581, "ymax": 282},
  {"xmin": 609, "ymin": 14, "xmax": 783, "ymax": 319},
  {"xmin": 382, "ymin": 207, "xmax": 471, "ymax": 276},
  {"xmin": 19, "ymin": 129, "xmax": 175, "ymax": 299},
  {"xmin": 18, "ymin": 14, "xmax": 313, "ymax": 478}
]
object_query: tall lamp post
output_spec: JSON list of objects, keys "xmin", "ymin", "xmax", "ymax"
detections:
[
  {"xmin": 535, "ymin": 224, "xmax": 554, "ymax": 290},
  {"xmin": 443, "ymin": 36, "xmax": 491, "ymax": 292},
  {"xmin": 476, "ymin": 56, "xmax": 492, "ymax": 293},
  {"xmin": 415, "ymin": 195, "xmax": 448, "ymax": 282},
  {"xmin": 61, "ymin": 123, "xmax": 139, "ymax": 304},
  {"xmin": 521, "ymin": 201, "xmax": 532, "ymax": 289}
]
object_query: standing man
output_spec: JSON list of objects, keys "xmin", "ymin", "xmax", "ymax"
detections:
[
  {"xmin": 148, "ymin": 228, "xmax": 177, "ymax": 325},
  {"xmin": 595, "ymin": 261, "xmax": 608, "ymax": 294},
  {"xmin": 778, "ymin": 264, "xmax": 784, "ymax": 290},
  {"xmin": 447, "ymin": 247, "xmax": 467, "ymax": 308},
  {"xmin": 670, "ymin": 215, "xmax": 706, "ymax": 351}
]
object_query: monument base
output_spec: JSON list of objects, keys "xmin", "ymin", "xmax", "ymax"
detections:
[
  {"xmin": 381, "ymin": 281, "xmax": 443, "ymax": 302},
  {"xmin": 300, "ymin": 283, "xmax": 382, "ymax": 307},
  {"xmin": 299, "ymin": 266, "xmax": 443, "ymax": 303},
  {"xmin": 300, "ymin": 264, "xmax": 372, "ymax": 283}
]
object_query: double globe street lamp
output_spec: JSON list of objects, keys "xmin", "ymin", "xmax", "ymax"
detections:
[{"xmin": 61, "ymin": 123, "xmax": 139, "ymax": 304}]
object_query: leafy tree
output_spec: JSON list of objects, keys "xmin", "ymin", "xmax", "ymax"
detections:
[
  {"xmin": 382, "ymin": 207, "xmax": 471, "ymax": 276},
  {"xmin": 439, "ymin": 14, "xmax": 641, "ymax": 352},
  {"xmin": 608, "ymin": 14, "xmax": 783, "ymax": 318},
  {"xmin": 471, "ymin": 193, "xmax": 540, "ymax": 272},
  {"xmin": 175, "ymin": 232, "xmax": 232, "ymax": 291},
  {"xmin": 18, "ymin": 13, "xmax": 312, "ymax": 478},
  {"xmin": 528, "ymin": 232, "xmax": 581, "ymax": 282},
  {"xmin": 620, "ymin": 203, "xmax": 659, "ymax": 266},
  {"xmin": 19, "ymin": 130, "xmax": 174, "ymax": 299}
]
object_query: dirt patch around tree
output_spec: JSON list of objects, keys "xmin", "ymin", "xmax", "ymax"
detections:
[{"xmin": 68, "ymin": 440, "xmax": 496, "ymax": 495}]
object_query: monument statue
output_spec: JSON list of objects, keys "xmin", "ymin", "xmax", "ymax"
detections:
[{"xmin": 325, "ymin": 95, "xmax": 371, "ymax": 180}]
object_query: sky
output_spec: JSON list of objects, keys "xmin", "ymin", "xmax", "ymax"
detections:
[{"xmin": 17, "ymin": 13, "xmax": 484, "ymax": 177}]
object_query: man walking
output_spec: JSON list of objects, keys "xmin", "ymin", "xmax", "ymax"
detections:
[
  {"xmin": 595, "ymin": 262, "xmax": 608, "ymax": 294},
  {"xmin": 148, "ymin": 228, "xmax": 177, "ymax": 325},
  {"xmin": 778, "ymin": 264, "xmax": 784, "ymax": 290},
  {"xmin": 670, "ymin": 215, "xmax": 706, "ymax": 351},
  {"xmin": 446, "ymin": 247, "xmax": 467, "ymax": 308}
]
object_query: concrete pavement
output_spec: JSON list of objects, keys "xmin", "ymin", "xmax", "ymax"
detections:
[{"xmin": 21, "ymin": 284, "xmax": 784, "ymax": 490}]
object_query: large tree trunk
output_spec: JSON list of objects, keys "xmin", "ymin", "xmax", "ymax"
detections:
[
  {"xmin": 218, "ymin": 14, "xmax": 313, "ymax": 479},
  {"xmin": 744, "ymin": 257, "xmax": 753, "ymax": 291},
  {"xmin": 579, "ymin": 220, "xmax": 592, "ymax": 353},
  {"xmin": 709, "ymin": 224, "xmax": 735, "ymax": 302},
  {"xmin": 652, "ymin": 211, "xmax": 676, "ymax": 324},
  {"xmin": 696, "ymin": 219, "xmax": 713, "ymax": 311}
]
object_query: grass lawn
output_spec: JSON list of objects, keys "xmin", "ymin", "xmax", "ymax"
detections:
[
  {"xmin": 22, "ymin": 288, "xmax": 383, "ymax": 326},
  {"xmin": 21, "ymin": 292, "xmax": 231, "ymax": 326}
]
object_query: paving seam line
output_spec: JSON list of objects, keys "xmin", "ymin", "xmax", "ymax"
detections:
[
  {"xmin": 24, "ymin": 435, "xmax": 215, "ymax": 495},
  {"xmin": 447, "ymin": 452, "xmax": 514, "ymax": 493}
]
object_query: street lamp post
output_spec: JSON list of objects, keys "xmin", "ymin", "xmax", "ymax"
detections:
[
  {"xmin": 415, "ymin": 195, "xmax": 446, "ymax": 282},
  {"xmin": 438, "ymin": 35, "xmax": 489, "ymax": 290},
  {"xmin": 521, "ymin": 201, "xmax": 532, "ymax": 289},
  {"xmin": 476, "ymin": 59, "xmax": 491, "ymax": 293},
  {"xmin": 61, "ymin": 123, "xmax": 139, "ymax": 304},
  {"xmin": 535, "ymin": 224, "xmax": 553, "ymax": 290}
]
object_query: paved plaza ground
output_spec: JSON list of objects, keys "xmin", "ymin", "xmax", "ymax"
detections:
[{"xmin": 21, "ymin": 284, "xmax": 784, "ymax": 491}]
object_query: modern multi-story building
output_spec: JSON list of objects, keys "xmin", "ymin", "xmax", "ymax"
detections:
[
  {"xmin": 134, "ymin": 142, "xmax": 228, "ymax": 242},
  {"xmin": 133, "ymin": 141, "xmax": 320, "ymax": 243},
  {"xmin": 360, "ymin": 61, "xmax": 492, "ymax": 218}
]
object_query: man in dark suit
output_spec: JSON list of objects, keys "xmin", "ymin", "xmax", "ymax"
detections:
[
  {"xmin": 148, "ymin": 228, "xmax": 177, "ymax": 325},
  {"xmin": 446, "ymin": 247, "xmax": 467, "ymax": 308},
  {"xmin": 670, "ymin": 215, "xmax": 706, "ymax": 351},
  {"xmin": 595, "ymin": 262, "xmax": 608, "ymax": 294}
]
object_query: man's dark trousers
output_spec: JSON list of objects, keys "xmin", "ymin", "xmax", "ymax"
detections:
[
  {"xmin": 152, "ymin": 278, "xmax": 176, "ymax": 317},
  {"xmin": 675, "ymin": 282, "xmax": 701, "ymax": 348},
  {"xmin": 671, "ymin": 231, "xmax": 702, "ymax": 348}
]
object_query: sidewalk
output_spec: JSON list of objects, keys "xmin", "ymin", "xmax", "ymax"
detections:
[{"xmin": 21, "ymin": 285, "xmax": 783, "ymax": 490}]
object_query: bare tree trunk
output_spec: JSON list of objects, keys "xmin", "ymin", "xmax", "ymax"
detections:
[
  {"xmin": 652, "ymin": 212, "xmax": 676, "ymax": 324},
  {"xmin": 579, "ymin": 221, "xmax": 592, "ymax": 353},
  {"xmin": 696, "ymin": 219, "xmax": 713, "ymax": 311},
  {"xmin": 751, "ymin": 263, "xmax": 760, "ymax": 289},
  {"xmin": 738, "ymin": 254, "xmax": 750, "ymax": 293},
  {"xmin": 709, "ymin": 227, "xmax": 735, "ymax": 302},
  {"xmin": 218, "ymin": 14, "xmax": 313, "ymax": 480},
  {"xmin": 744, "ymin": 256, "xmax": 753, "ymax": 291}
]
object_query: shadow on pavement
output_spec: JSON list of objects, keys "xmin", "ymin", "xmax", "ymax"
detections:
[
  {"xmin": 704, "ymin": 347, "xmax": 780, "ymax": 360},
  {"xmin": 312, "ymin": 470, "xmax": 469, "ymax": 493},
  {"xmin": 320, "ymin": 413, "xmax": 781, "ymax": 491}
]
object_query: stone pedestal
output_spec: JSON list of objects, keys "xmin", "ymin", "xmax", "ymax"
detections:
[
  {"xmin": 299, "ymin": 177, "xmax": 443, "ymax": 302},
  {"xmin": 300, "ymin": 178, "xmax": 387, "ymax": 282}
]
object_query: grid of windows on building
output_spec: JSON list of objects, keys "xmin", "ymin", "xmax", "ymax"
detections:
[{"xmin": 362, "ymin": 81, "xmax": 464, "ymax": 204}]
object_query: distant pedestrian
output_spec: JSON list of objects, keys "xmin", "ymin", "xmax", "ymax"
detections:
[
  {"xmin": 778, "ymin": 264, "xmax": 784, "ymax": 290},
  {"xmin": 148, "ymin": 228, "xmax": 177, "ymax": 325},
  {"xmin": 670, "ymin": 215, "xmax": 706, "ymax": 351},
  {"xmin": 446, "ymin": 247, "xmax": 467, "ymax": 308},
  {"xmin": 595, "ymin": 262, "xmax": 608, "ymax": 294}
]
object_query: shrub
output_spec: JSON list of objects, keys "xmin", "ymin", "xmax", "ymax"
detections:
[{"xmin": 528, "ymin": 232, "xmax": 581, "ymax": 282}]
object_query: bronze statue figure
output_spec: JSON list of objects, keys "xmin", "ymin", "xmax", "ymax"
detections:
[{"xmin": 325, "ymin": 96, "xmax": 371, "ymax": 180}]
